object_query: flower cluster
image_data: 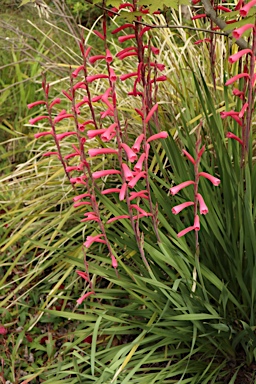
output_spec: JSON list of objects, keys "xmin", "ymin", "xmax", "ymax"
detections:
[{"xmin": 171, "ymin": 136, "xmax": 220, "ymax": 238}]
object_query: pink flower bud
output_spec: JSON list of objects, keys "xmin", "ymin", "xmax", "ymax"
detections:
[
  {"xmin": 73, "ymin": 193, "xmax": 91, "ymax": 202},
  {"xmin": 72, "ymin": 65, "xmax": 84, "ymax": 77},
  {"xmin": 172, "ymin": 201, "xmax": 194, "ymax": 215},
  {"xmin": 56, "ymin": 132, "xmax": 76, "ymax": 141},
  {"xmin": 84, "ymin": 234, "xmax": 105, "ymax": 248},
  {"xmin": 198, "ymin": 172, "xmax": 221, "ymax": 186},
  {"xmin": 226, "ymin": 132, "xmax": 243, "ymax": 145},
  {"xmin": 182, "ymin": 149, "xmax": 195, "ymax": 164},
  {"xmin": 118, "ymin": 34, "xmax": 136, "ymax": 43},
  {"xmin": 145, "ymin": 104, "xmax": 158, "ymax": 123},
  {"xmin": 107, "ymin": 215, "xmax": 130, "ymax": 223},
  {"xmin": 111, "ymin": 24, "xmax": 135, "ymax": 34},
  {"xmin": 129, "ymin": 191, "xmax": 149, "ymax": 200},
  {"xmin": 87, "ymin": 129, "xmax": 106, "ymax": 139},
  {"xmin": 27, "ymin": 100, "xmax": 46, "ymax": 109},
  {"xmin": 29, "ymin": 116, "xmax": 49, "ymax": 125},
  {"xmin": 101, "ymin": 188, "xmax": 121, "ymax": 195},
  {"xmin": 239, "ymin": 102, "xmax": 248, "ymax": 118},
  {"xmin": 76, "ymin": 270, "xmax": 90, "ymax": 282},
  {"xmin": 120, "ymin": 72, "xmax": 138, "ymax": 81},
  {"xmin": 111, "ymin": 255, "xmax": 118, "ymax": 269},
  {"xmin": 170, "ymin": 181, "xmax": 195, "ymax": 195},
  {"xmin": 87, "ymin": 74, "xmax": 109, "ymax": 83},
  {"xmin": 34, "ymin": 131, "xmax": 52, "ymax": 139},
  {"xmin": 93, "ymin": 30, "xmax": 104, "ymax": 40},
  {"xmin": 77, "ymin": 291, "xmax": 95, "ymax": 305}
]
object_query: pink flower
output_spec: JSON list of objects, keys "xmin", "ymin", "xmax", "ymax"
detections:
[
  {"xmin": 147, "ymin": 131, "xmax": 168, "ymax": 142},
  {"xmin": 226, "ymin": 132, "xmax": 243, "ymax": 145},
  {"xmin": 220, "ymin": 110, "xmax": 239, "ymax": 118},
  {"xmin": 84, "ymin": 234, "xmax": 106, "ymax": 248},
  {"xmin": 77, "ymin": 291, "xmax": 95, "ymax": 305},
  {"xmin": 43, "ymin": 151, "xmax": 59, "ymax": 157},
  {"xmin": 129, "ymin": 191, "xmax": 149, "ymax": 200},
  {"xmin": 76, "ymin": 270, "xmax": 90, "ymax": 282},
  {"xmin": 73, "ymin": 202, "xmax": 91, "ymax": 208},
  {"xmin": 27, "ymin": 100, "xmax": 46, "ymax": 109},
  {"xmin": 88, "ymin": 148, "xmax": 118, "ymax": 157},
  {"xmin": 132, "ymin": 134, "xmax": 144, "ymax": 153},
  {"xmin": 107, "ymin": 215, "xmax": 130, "ymax": 223},
  {"xmin": 194, "ymin": 215, "xmax": 200, "ymax": 231},
  {"xmin": 56, "ymin": 132, "xmax": 76, "ymax": 141},
  {"xmin": 93, "ymin": 30, "xmax": 104, "ymax": 40},
  {"xmin": 172, "ymin": 201, "xmax": 194, "ymax": 215},
  {"xmin": 191, "ymin": 14, "xmax": 207, "ymax": 19},
  {"xmin": 240, "ymin": 0, "xmax": 256, "ymax": 16},
  {"xmin": 119, "ymin": 183, "xmax": 127, "ymax": 201},
  {"xmin": 34, "ymin": 131, "xmax": 52, "ymax": 139},
  {"xmin": 73, "ymin": 193, "xmax": 91, "ymax": 202},
  {"xmin": 225, "ymin": 73, "xmax": 250, "ymax": 86},
  {"xmin": 239, "ymin": 102, "xmax": 248, "ymax": 118},
  {"xmin": 134, "ymin": 153, "xmax": 146, "ymax": 172},
  {"xmin": 29, "ymin": 115, "xmax": 49, "ymax": 124},
  {"xmin": 72, "ymin": 65, "xmax": 84, "ymax": 77},
  {"xmin": 177, "ymin": 226, "xmax": 195, "ymax": 238},
  {"xmin": 0, "ymin": 326, "xmax": 7, "ymax": 335},
  {"xmin": 109, "ymin": 68, "xmax": 117, "ymax": 82},
  {"xmin": 232, "ymin": 24, "xmax": 254, "ymax": 39},
  {"xmin": 145, "ymin": 104, "xmax": 158, "ymax": 123},
  {"xmin": 170, "ymin": 180, "xmax": 195, "ymax": 195},
  {"xmin": 118, "ymin": 34, "xmax": 136, "ymax": 43},
  {"xmin": 111, "ymin": 255, "xmax": 118, "ymax": 269},
  {"xmin": 128, "ymin": 171, "xmax": 146, "ymax": 188},
  {"xmin": 106, "ymin": 49, "xmax": 113, "ymax": 63},
  {"xmin": 54, "ymin": 113, "xmax": 74, "ymax": 123},
  {"xmin": 197, "ymin": 193, "xmax": 208, "ymax": 214},
  {"xmin": 87, "ymin": 129, "xmax": 106, "ymax": 139},
  {"xmin": 86, "ymin": 74, "xmax": 109, "ymax": 83},
  {"xmin": 130, "ymin": 204, "xmax": 149, "ymax": 216},
  {"xmin": 122, "ymin": 163, "xmax": 133, "ymax": 181},
  {"xmin": 50, "ymin": 98, "xmax": 61, "ymax": 109},
  {"xmin": 120, "ymin": 72, "xmax": 138, "ymax": 81},
  {"xmin": 92, "ymin": 170, "xmax": 121, "ymax": 179},
  {"xmin": 228, "ymin": 49, "xmax": 252, "ymax": 63},
  {"xmin": 182, "ymin": 149, "xmax": 195, "ymax": 164},
  {"xmin": 194, "ymin": 38, "xmax": 211, "ymax": 45},
  {"xmin": 112, "ymin": 24, "xmax": 135, "ymax": 34},
  {"xmin": 118, "ymin": 52, "xmax": 137, "ymax": 60},
  {"xmin": 101, "ymin": 188, "xmax": 120, "ymax": 194},
  {"xmin": 101, "ymin": 126, "xmax": 116, "ymax": 142},
  {"xmin": 121, "ymin": 143, "xmax": 137, "ymax": 162},
  {"xmin": 198, "ymin": 172, "xmax": 221, "ymax": 186},
  {"xmin": 116, "ymin": 47, "xmax": 137, "ymax": 58}
]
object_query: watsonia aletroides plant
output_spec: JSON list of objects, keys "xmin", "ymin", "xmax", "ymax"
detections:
[{"xmin": 28, "ymin": 1, "xmax": 171, "ymax": 303}]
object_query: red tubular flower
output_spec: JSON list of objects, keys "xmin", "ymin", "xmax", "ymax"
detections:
[
  {"xmin": 182, "ymin": 149, "xmax": 196, "ymax": 164},
  {"xmin": 240, "ymin": 0, "xmax": 256, "ymax": 16},
  {"xmin": 128, "ymin": 171, "xmax": 146, "ymax": 188},
  {"xmin": 56, "ymin": 132, "xmax": 77, "ymax": 141},
  {"xmin": 34, "ymin": 131, "xmax": 52, "ymax": 139},
  {"xmin": 198, "ymin": 172, "xmax": 221, "ymax": 186},
  {"xmin": 54, "ymin": 113, "xmax": 74, "ymax": 123},
  {"xmin": 172, "ymin": 201, "xmax": 194, "ymax": 215},
  {"xmin": 121, "ymin": 143, "xmax": 137, "ymax": 162},
  {"xmin": 73, "ymin": 193, "xmax": 91, "ymax": 202},
  {"xmin": 147, "ymin": 132, "xmax": 168, "ymax": 142},
  {"xmin": 107, "ymin": 215, "xmax": 130, "ymax": 223},
  {"xmin": 228, "ymin": 49, "xmax": 252, "ymax": 64},
  {"xmin": 93, "ymin": 30, "xmax": 104, "ymax": 40},
  {"xmin": 88, "ymin": 148, "xmax": 118, "ymax": 157},
  {"xmin": 105, "ymin": 49, "xmax": 113, "ymax": 63},
  {"xmin": 87, "ymin": 129, "xmax": 106, "ymax": 139},
  {"xmin": 89, "ymin": 55, "xmax": 106, "ymax": 64},
  {"xmin": 170, "ymin": 180, "xmax": 195, "ymax": 195},
  {"xmin": 116, "ymin": 47, "xmax": 137, "ymax": 58},
  {"xmin": 87, "ymin": 74, "xmax": 109, "ymax": 83},
  {"xmin": 29, "ymin": 116, "xmax": 49, "ymax": 124},
  {"xmin": 191, "ymin": 14, "xmax": 206, "ymax": 19},
  {"xmin": 118, "ymin": 34, "xmax": 136, "ymax": 43},
  {"xmin": 145, "ymin": 104, "xmax": 159, "ymax": 123},
  {"xmin": 112, "ymin": 24, "xmax": 135, "ymax": 34},
  {"xmin": 119, "ymin": 183, "xmax": 127, "ymax": 201},
  {"xmin": 101, "ymin": 188, "xmax": 121, "ymax": 195},
  {"xmin": 232, "ymin": 24, "xmax": 254, "ymax": 39},
  {"xmin": 120, "ymin": 72, "xmax": 138, "ymax": 81},
  {"xmin": 194, "ymin": 215, "xmax": 200, "ymax": 231},
  {"xmin": 225, "ymin": 73, "xmax": 250, "ymax": 86},
  {"xmin": 129, "ymin": 191, "xmax": 149, "ymax": 200},
  {"xmin": 84, "ymin": 234, "xmax": 106, "ymax": 248},
  {"xmin": 122, "ymin": 163, "xmax": 133, "ymax": 181},
  {"xmin": 226, "ymin": 132, "xmax": 243, "ymax": 145},
  {"xmin": 111, "ymin": 255, "xmax": 118, "ymax": 269},
  {"xmin": 72, "ymin": 65, "xmax": 84, "ymax": 78},
  {"xmin": 101, "ymin": 123, "xmax": 117, "ymax": 142},
  {"xmin": 92, "ymin": 170, "xmax": 121, "ymax": 179},
  {"xmin": 132, "ymin": 134, "xmax": 144, "ymax": 153},
  {"xmin": 177, "ymin": 226, "xmax": 195, "ymax": 238},
  {"xmin": 197, "ymin": 193, "xmax": 208, "ymax": 214},
  {"xmin": 239, "ymin": 102, "xmax": 249, "ymax": 118},
  {"xmin": 76, "ymin": 270, "xmax": 90, "ymax": 282},
  {"xmin": 27, "ymin": 100, "xmax": 46, "ymax": 109},
  {"xmin": 77, "ymin": 291, "xmax": 95, "ymax": 305},
  {"xmin": 134, "ymin": 153, "xmax": 146, "ymax": 172}
]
